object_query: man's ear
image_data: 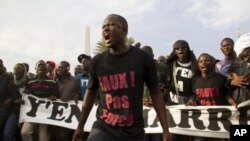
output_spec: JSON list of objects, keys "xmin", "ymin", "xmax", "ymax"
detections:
[{"xmin": 123, "ymin": 27, "xmax": 128, "ymax": 35}]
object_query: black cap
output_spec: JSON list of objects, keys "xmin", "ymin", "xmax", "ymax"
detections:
[{"xmin": 77, "ymin": 54, "xmax": 91, "ymax": 63}]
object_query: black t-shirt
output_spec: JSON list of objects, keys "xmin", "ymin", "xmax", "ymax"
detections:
[
  {"xmin": 168, "ymin": 61, "xmax": 194, "ymax": 97},
  {"xmin": 192, "ymin": 73, "xmax": 229, "ymax": 106},
  {"xmin": 88, "ymin": 47, "xmax": 158, "ymax": 141}
]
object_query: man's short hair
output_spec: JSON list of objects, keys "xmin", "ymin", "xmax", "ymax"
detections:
[{"xmin": 107, "ymin": 14, "xmax": 128, "ymax": 33}]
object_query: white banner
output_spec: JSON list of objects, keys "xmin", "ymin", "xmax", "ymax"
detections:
[{"xmin": 19, "ymin": 95, "xmax": 250, "ymax": 138}]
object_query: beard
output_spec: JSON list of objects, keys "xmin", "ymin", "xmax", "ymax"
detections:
[{"xmin": 14, "ymin": 75, "xmax": 27, "ymax": 86}]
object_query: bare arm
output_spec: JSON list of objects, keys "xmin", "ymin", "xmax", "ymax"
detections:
[
  {"xmin": 149, "ymin": 86, "xmax": 170, "ymax": 141},
  {"xmin": 226, "ymin": 95, "xmax": 237, "ymax": 107},
  {"xmin": 72, "ymin": 89, "xmax": 97, "ymax": 140}
]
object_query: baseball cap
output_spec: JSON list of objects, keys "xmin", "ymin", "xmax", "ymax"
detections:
[{"xmin": 77, "ymin": 54, "xmax": 91, "ymax": 63}]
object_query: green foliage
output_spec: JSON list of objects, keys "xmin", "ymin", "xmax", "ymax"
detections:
[
  {"xmin": 94, "ymin": 37, "xmax": 136, "ymax": 55},
  {"xmin": 94, "ymin": 38, "xmax": 107, "ymax": 55},
  {"xmin": 126, "ymin": 37, "xmax": 135, "ymax": 46}
]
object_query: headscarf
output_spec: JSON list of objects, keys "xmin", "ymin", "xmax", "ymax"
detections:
[{"xmin": 234, "ymin": 32, "xmax": 250, "ymax": 56}]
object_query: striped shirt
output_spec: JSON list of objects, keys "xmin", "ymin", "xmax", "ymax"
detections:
[{"xmin": 26, "ymin": 77, "xmax": 58, "ymax": 98}]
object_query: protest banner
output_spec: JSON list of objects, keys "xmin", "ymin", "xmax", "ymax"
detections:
[{"xmin": 19, "ymin": 95, "xmax": 250, "ymax": 138}]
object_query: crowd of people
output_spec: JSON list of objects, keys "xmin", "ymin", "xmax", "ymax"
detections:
[
  {"xmin": 0, "ymin": 14, "xmax": 250, "ymax": 141},
  {"xmin": 0, "ymin": 54, "xmax": 92, "ymax": 141}
]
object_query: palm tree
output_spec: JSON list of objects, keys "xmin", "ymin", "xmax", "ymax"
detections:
[
  {"xmin": 126, "ymin": 37, "xmax": 135, "ymax": 46},
  {"xmin": 94, "ymin": 38, "xmax": 107, "ymax": 54},
  {"xmin": 94, "ymin": 37, "xmax": 136, "ymax": 55}
]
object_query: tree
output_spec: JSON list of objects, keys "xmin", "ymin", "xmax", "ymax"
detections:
[
  {"xmin": 94, "ymin": 37, "xmax": 136, "ymax": 55},
  {"xmin": 126, "ymin": 37, "xmax": 135, "ymax": 46},
  {"xmin": 94, "ymin": 38, "xmax": 107, "ymax": 54}
]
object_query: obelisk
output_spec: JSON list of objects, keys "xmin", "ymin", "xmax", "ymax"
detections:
[{"xmin": 84, "ymin": 25, "xmax": 90, "ymax": 56}]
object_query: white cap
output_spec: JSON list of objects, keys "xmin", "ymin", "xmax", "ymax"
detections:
[{"xmin": 234, "ymin": 32, "xmax": 250, "ymax": 56}]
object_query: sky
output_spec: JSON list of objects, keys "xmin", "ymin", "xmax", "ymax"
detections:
[{"xmin": 1, "ymin": 0, "xmax": 250, "ymax": 73}]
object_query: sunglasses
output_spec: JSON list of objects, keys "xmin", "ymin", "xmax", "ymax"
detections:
[{"xmin": 174, "ymin": 46, "xmax": 187, "ymax": 51}]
